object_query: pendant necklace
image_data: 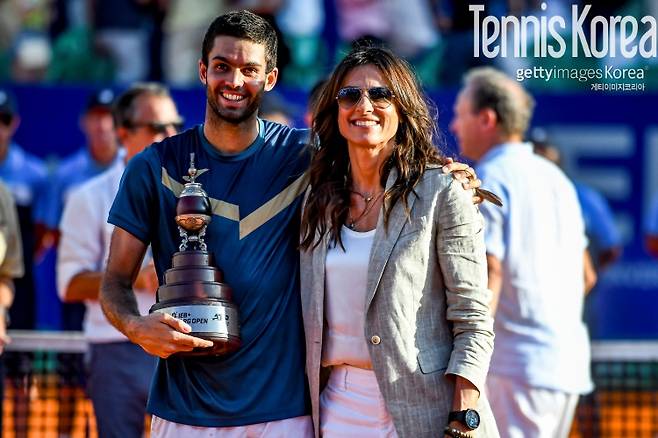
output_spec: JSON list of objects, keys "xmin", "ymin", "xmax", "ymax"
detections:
[{"xmin": 347, "ymin": 189, "xmax": 384, "ymax": 230}]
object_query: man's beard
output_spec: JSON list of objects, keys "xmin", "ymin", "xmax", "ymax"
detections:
[{"xmin": 206, "ymin": 85, "xmax": 264, "ymax": 125}]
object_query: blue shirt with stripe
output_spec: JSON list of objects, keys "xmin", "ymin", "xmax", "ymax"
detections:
[{"xmin": 109, "ymin": 120, "xmax": 311, "ymax": 427}]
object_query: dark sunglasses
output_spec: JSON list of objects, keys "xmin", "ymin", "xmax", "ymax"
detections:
[
  {"xmin": 336, "ymin": 87, "xmax": 394, "ymax": 109},
  {"xmin": 128, "ymin": 120, "xmax": 184, "ymax": 134},
  {"xmin": 0, "ymin": 113, "xmax": 13, "ymax": 126}
]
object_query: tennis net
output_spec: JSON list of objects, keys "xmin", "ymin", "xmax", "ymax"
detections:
[
  {"xmin": 1, "ymin": 333, "xmax": 657, "ymax": 437},
  {"xmin": 571, "ymin": 341, "xmax": 658, "ymax": 437}
]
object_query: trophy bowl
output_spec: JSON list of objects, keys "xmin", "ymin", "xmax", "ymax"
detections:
[{"xmin": 175, "ymin": 214, "xmax": 209, "ymax": 232}]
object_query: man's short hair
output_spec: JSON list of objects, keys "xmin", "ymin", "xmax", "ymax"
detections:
[
  {"xmin": 113, "ymin": 82, "xmax": 172, "ymax": 128},
  {"xmin": 201, "ymin": 10, "xmax": 278, "ymax": 72},
  {"xmin": 464, "ymin": 67, "xmax": 535, "ymax": 137}
]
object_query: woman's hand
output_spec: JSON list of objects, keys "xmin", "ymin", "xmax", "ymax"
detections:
[
  {"xmin": 442, "ymin": 158, "xmax": 503, "ymax": 206},
  {"xmin": 442, "ymin": 157, "xmax": 479, "ymax": 189}
]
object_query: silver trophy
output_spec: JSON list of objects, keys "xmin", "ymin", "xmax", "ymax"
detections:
[{"xmin": 149, "ymin": 153, "xmax": 241, "ymax": 356}]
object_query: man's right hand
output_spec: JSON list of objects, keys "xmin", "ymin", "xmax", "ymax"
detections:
[{"xmin": 125, "ymin": 312, "xmax": 214, "ymax": 358}]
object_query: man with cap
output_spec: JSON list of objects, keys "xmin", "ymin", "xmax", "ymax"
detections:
[
  {"xmin": 38, "ymin": 88, "xmax": 123, "ymax": 331},
  {"xmin": 40, "ymin": 88, "xmax": 121, "ymax": 243}
]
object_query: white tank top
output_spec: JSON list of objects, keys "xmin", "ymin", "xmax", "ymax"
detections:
[{"xmin": 322, "ymin": 226, "xmax": 376, "ymax": 369}]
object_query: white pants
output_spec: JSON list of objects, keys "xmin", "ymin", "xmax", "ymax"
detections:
[
  {"xmin": 487, "ymin": 374, "xmax": 579, "ymax": 438},
  {"xmin": 320, "ymin": 365, "xmax": 398, "ymax": 438},
  {"xmin": 151, "ymin": 414, "xmax": 313, "ymax": 438}
]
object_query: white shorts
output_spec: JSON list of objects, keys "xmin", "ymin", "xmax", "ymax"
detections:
[{"xmin": 151, "ymin": 414, "xmax": 313, "ymax": 438}]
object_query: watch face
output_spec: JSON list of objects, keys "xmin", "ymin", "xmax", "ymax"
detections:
[{"xmin": 465, "ymin": 409, "xmax": 480, "ymax": 429}]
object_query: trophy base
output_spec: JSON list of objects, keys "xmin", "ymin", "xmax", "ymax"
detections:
[{"xmin": 150, "ymin": 299, "xmax": 241, "ymax": 356}]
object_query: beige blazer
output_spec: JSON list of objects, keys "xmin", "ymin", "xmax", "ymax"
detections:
[{"xmin": 300, "ymin": 167, "xmax": 498, "ymax": 438}]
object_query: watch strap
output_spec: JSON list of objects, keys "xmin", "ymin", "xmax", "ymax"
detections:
[{"xmin": 448, "ymin": 410, "xmax": 465, "ymax": 424}]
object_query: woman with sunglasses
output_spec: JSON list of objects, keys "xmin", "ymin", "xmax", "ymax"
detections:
[{"xmin": 299, "ymin": 46, "xmax": 499, "ymax": 438}]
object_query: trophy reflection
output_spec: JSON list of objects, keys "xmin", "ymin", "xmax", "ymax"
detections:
[{"xmin": 150, "ymin": 153, "xmax": 240, "ymax": 356}]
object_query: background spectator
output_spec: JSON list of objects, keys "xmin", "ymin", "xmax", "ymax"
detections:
[
  {"xmin": 532, "ymin": 131, "xmax": 623, "ymax": 272},
  {"xmin": 161, "ymin": 0, "xmax": 228, "ymax": 86},
  {"xmin": 0, "ymin": 89, "xmax": 48, "ymax": 332},
  {"xmin": 451, "ymin": 67, "xmax": 596, "ymax": 438},
  {"xmin": 57, "ymin": 82, "xmax": 180, "ymax": 437},
  {"xmin": 0, "ymin": 179, "xmax": 25, "ymax": 433}
]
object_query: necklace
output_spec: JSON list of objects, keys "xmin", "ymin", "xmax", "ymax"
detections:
[
  {"xmin": 347, "ymin": 190, "xmax": 384, "ymax": 230},
  {"xmin": 350, "ymin": 189, "xmax": 379, "ymax": 204}
]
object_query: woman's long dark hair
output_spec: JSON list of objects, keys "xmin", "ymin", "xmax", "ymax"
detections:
[{"xmin": 299, "ymin": 46, "xmax": 445, "ymax": 250}]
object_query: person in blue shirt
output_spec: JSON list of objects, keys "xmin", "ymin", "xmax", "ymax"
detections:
[
  {"xmin": 39, "ymin": 88, "xmax": 122, "ymax": 239},
  {"xmin": 100, "ymin": 10, "xmax": 480, "ymax": 436}
]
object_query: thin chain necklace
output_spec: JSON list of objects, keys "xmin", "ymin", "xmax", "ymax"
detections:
[
  {"xmin": 350, "ymin": 189, "xmax": 379, "ymax": 204},
  {"xmin": 347, "ymin": 189, "xmax": 384, "ymax": 230}
]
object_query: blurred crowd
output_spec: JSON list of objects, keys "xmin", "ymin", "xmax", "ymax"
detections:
[{"xmin": 1, "ymin": 0, "xmax": 657, "ymax": 90}]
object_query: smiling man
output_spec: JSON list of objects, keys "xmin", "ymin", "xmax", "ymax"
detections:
[{"xmin": 100, "ymin": 11, "xmax": 314, "ymax": 437}]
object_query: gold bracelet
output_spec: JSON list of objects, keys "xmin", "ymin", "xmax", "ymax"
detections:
[{"xmin": 444, "ymin": 426, "xmax": 474, "ymax": 438}]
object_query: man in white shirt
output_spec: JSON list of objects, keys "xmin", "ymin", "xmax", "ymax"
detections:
[
  {"xmin": 57, "ymin": 83, "xmax": 183, "ymax": 437},
  {"xmin": 450, "ymin": 67, "xmax": 597, "ymax": 438}
]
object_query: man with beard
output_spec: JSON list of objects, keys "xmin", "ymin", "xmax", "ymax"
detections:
[
  {"xmin": 100, "ymin": 10, "xmax": 480, "ymax": 436},
  {"xmin": 100, "ymin": 11, "xmax": 313, "ymax": 436}
]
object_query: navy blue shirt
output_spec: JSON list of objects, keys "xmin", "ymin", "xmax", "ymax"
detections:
[{"xmin": 109, "ymin": 121, "xmax": 311, "ymax": 427}]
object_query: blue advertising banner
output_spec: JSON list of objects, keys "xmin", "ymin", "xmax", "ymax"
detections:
[{"xmin": 5, "ymin": 84, "xmax": 658, "ymax": 338}]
